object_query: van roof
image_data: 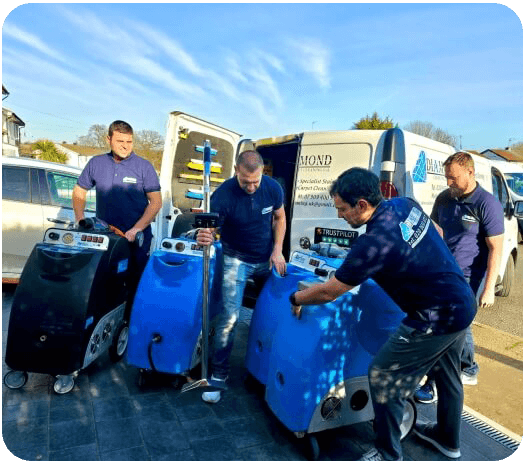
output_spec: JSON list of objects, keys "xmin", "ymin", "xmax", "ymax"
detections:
[{"xmin": 1, "ymin": 155, "xmax": 83, "ymax": 173}]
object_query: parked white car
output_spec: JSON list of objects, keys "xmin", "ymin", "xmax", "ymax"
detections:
[{"xmin": 2, "ymin": 156, "xmax": 96, "ymax": 282}]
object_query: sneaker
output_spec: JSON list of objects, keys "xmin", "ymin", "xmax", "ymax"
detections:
[
  {"xmin": 414, "ymin": 381, "xmax": 438, "ymax": 404},
  {"xmin": 413, "ymin": 423, "xmax": 461, "ymax": 458},
  {"xmin": 201, "ymin": 375, "xmax": 227, "ymax": 404},
  {"xmin": 359, "ymin": 448, "xmax": 384, "ymax": 461},
  {"xmin": 461, "ymin": 371, "xmax": 478, "ymax": 385}
]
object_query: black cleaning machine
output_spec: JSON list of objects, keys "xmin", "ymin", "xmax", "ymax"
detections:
[{"xmin": 4, "ymin": 218, "xmax": 132, "ymax": 394}]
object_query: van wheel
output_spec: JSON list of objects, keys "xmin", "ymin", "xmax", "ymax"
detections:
[{"xmin": 496, "ymin": 255, "xmax": 514, "ymax": 298}]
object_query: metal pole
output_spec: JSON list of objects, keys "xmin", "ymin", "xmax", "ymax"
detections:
[{"xmin": 201, "ymin": 140, "xmax": 212, "ymax": 381}]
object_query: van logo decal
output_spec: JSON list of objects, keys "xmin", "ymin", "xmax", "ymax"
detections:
[
  {"xmin": 413, "ymin": 150, "xmax": 445, "ymax": 183},
  {"xmin": 299, "ymin": 154, "xmax": 332, "ymax": 168},
  {"xmin": 413, "ymin": 151, "xmax": 427, "ymax": 183}
]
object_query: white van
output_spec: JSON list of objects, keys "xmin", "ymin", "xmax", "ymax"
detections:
[
  {"xmin": 490, "ymin": 159, "xmax": 523, "ymax": 243},
  {"xmin": 155, "ymin": 111, "xmax": 522, "ymax": 298}
]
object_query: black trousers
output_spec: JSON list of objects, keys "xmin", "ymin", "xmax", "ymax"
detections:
[{"xmin": 369, "ymin": 323, "xmax": 467, "ymax": 460}]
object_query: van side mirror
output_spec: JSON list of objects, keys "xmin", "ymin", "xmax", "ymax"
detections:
[{"xmin": 514, "ymin": 200, "xmax": 523, "ymax": 219}]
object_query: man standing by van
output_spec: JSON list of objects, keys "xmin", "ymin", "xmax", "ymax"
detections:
[
  {"xmin": 72, "ymin": 120, "xmax": 162, "ymax": 305},
  {"xmin": 415, "ymin": 152, "xmax": 504, "ymax": 403},
  {"xmin": 289, "ymin": 168, "xmax": 476, "ymax": 461},
  {"xmin": 196, "ymin": 150, "xmax": 286, "ymax": 404}
]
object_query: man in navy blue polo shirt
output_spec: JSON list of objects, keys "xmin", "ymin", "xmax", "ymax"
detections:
[
  {"xmin": 415, "ymin": 152, "xmax": 504, "ymax": 403},
  {"xmin": 72, "ymin": 120, "xmax": 161, "ymax": 305},
  {"xmin": 196, "ymin": 150, "xmax": 286, "ymax": 403},
  {"xmin": 288, "ymin": 168, "xmax": 476, "ymax": 461}
]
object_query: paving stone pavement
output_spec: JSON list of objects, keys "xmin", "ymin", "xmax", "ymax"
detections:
[{"xmin": 2, "ymin": 286, "xmax": 519, "ymax": 460}]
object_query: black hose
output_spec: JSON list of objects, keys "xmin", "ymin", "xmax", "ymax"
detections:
[{"xmin": 147, "ymin": 333, "xmax": 162, "ymax": 372}]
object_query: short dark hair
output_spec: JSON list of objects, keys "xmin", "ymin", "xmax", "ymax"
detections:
[
  {"xmin": 443, "ymin": 151, "xmax": 475, "ymax": 172},
  {"xmin": 329, "ymin": 167, "xmax": 383, "ymax": 207},
  {"xmin": 108, "ymin": 120, "xmax": 133, "ymax": 137},
  {"xmin": 236, "ymin": 150, "xmax": 264, "ymax": 173}
]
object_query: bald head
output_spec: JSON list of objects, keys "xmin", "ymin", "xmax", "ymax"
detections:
[{"xmin": 236, "ymin": 150, "xmax": 264, "ymax": 173}]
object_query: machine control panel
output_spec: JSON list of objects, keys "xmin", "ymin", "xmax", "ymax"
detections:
[
  {"xmin": 160, "ymin": 238, "xmax": 216, "ymax": 258},
  {"xmin": 290, "ymin": 250, "xmax": 337, "ymax": 281},
  {"xmin": 44, "ymin": 228, "xmax": 109, "ymax": 251}
]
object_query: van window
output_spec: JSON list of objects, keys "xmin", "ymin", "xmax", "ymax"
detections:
[
  {"xmin": 491, "ymin": 170, "xmax": 510, "ymax": 210},
  {"xmin": 47, "ymin": 171, "xmax": 96, "ymax": 211},
  {"xmin": 504, "ymin": 173, "xmax": 523, "ymax": 196},
  {"xmin": 2, "ymin": 166, "xmax": 31, "ymax": 202}
]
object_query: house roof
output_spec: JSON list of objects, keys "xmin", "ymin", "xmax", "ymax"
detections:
[{"xmin": 480, "ymin": 149, "xmax": 523, "ymax": 162}]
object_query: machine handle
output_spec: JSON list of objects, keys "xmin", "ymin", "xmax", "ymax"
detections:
[
  {"xmin": 157, "ymin": 257, "xmax": 187, "ymax": 267},
  {"xmin": 41, "ymin": 249, "xmax": 78, "ymax": 260},
  {"xmin": 40, "ymin": 273, "xmax": 70, "ymax": 283}
]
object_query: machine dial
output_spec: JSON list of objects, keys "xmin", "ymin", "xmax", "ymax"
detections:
[{"xmin": 62, "ymin": 233, "xmax": 74, "ymax": 244}]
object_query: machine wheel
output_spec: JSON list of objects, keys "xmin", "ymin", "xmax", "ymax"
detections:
[
  {"xmin": 400, "ymin": 398, "xmax": 417, "ymax": 440},
  {"xmin": 109, "ymin": 323, "xmax": 129, "ymax": 362},
  {"xmin": 4, "ymin": 370, "xmax": 28, "ymax": 389},
  {"xmin": 305, "ymin": 434, "xmax": 320, "ymax": 461},
  {"xmin": 54, "ymin": 375, "xmax": 75, "ymax": 394}
]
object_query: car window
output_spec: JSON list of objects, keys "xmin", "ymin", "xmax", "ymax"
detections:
[
  {"xmin": 47, "ymin": 171, "xmax": 96, "ymax": 211},
  {"xmin": 2, "ymin": 166, "xmax": 31, "ymax": 202}
]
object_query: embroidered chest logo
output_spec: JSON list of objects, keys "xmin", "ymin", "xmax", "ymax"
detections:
[
  {"xmin": 123, "ymin": 176, "xmax": 137, "ymax": 184},
  {"xmin": 462, "ymin": 214, "xmax": 477, "ymax": 223},
  {"xmin": 399, "ymin": 207, "xmax": 430, "ymax": 248},
  {"xmin": 261, "ymin": 206, "xmax": 273, "ymax": 215}
]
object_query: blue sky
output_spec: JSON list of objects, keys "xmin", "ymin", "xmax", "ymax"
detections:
[{"xmin": 2, "ymin": 2, "xmax": 523, "ymax": 151}]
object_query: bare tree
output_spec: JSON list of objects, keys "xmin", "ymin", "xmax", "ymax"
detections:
[
  {"xmin": 404, "ymin": 120, "xmax": 457, "ymax": 147},
  {"xmin": 134, "ymin": 130, "xmax": 165, "ymax": 152},
  {"xmin": 77, "ymin": 124, "xmax": 109, "ymax": 148}
]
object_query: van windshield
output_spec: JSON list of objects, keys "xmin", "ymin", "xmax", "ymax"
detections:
[{"xmin": 504, "ymin": 173, "xmax": 523, "ymax": 196}]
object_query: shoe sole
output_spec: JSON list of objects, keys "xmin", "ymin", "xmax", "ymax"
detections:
[
  {"xmin": 414, "ymin": 397, "xmax": 438, "ymax": 404},
  {"xmin": 462, "ymin": 378, "xmax": 478, "ymax": 386},
  {"xmin": 202, "ymin": 393, "xmax": 221, "ymax": 404},
  {"xmin": 413, "ymin": 428, "xmax": 461, "ymax": 458}
]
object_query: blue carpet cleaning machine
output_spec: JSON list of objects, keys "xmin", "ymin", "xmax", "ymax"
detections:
[
  {"xmin": 126, "ymin": 234, "xmax": 222, "ymax": 386},
  {"xmin": 246, "ymin": 243, "xmax": 417, "ymax": 459},
  {"xmin": 127, "ymin": 140, "xmax": 226, "ymax": 391},
  {"xmin": 4, "ymin": 219, "xmax": 133, "ymax": 394}
]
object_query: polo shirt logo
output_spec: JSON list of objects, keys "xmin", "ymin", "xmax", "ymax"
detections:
[
  {"xmin": 462, "ymin": 214, "xmax": 477, "ymax": 223},
  {"xmin": 399, "ymin": 207, "xmax": 430, "ymax": 248},
  {"xmin": 123, "ymin": 176, "xmax": 137, "ymax": 184},
  {"xmin": 261, "ymin": 206, "xmax": 273, "ymax": 215}
]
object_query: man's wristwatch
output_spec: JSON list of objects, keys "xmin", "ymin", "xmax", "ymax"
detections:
[{"xmin": 289, "ymin": 291, "xmax": 299, "ymax": 306}]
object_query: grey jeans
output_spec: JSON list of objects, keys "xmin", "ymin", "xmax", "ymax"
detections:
[{"xmin": 369, "ymin": 323, "xmax": 467, "ymax": 460}]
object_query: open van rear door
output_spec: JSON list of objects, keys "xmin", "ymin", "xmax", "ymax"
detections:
[{"xmin": 154, "ymin": 112, "xmax": 241, "ymax": 250}]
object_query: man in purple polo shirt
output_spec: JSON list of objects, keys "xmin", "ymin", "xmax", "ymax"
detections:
[
  {"xmin": 415, "ymin": 151, "xmax": 504, "ymax": 403},
  {"xmin": 72, "ymin": 120, "xmax": 162, "ymax": 305}
]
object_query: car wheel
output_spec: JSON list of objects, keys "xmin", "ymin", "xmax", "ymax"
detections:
[{"xmin": 496, "ymin": 255, "xmax": 514, "ymax": 298}]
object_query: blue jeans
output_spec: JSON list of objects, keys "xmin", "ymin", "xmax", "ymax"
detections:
[
  {"xmin": 210, "ymin": 254, "xmax": 270, "ymax": 379},
  {"xmin": 461, "ymin": 277, "xmax": 481, "ymax": 375}
]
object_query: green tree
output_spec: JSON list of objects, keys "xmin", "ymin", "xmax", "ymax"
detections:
[
  {"xmin": 31, "ymin": 140, "xmax": 68, "ymax": 163},
  {"xmin": 353, "ymin": 112, "xmax": 394, "ymax": 130}
]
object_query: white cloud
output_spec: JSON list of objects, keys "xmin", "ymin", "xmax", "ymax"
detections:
[
  {"xmin": 253, "ymin": 50, "xmax": 286, "ymax": 74},
  {"xmin": 3, "ymin": 23, "xmax": 67, "ymax": 62},
  {"xmin": 286, "ymin": 38, "xmax": 331, "ymax": 89}
]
